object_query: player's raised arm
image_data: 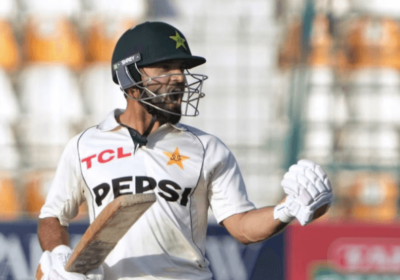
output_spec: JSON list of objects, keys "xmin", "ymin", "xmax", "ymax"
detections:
[
  {"xmin": 221, "ymin": 202, "xmax": 288, "ymax": 244},
  {"xmin": 221, "ymin": 159, "xmax": 333, "ymax": 244}
]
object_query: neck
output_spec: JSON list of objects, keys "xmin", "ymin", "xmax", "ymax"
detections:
[{"xmin": 118, "ymin": 101, "xmax": 164, "ymax": 135}]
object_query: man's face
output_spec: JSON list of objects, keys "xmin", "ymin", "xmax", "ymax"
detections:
[{"xmin": 139, "ymin": 60, "xmax": 186, "ymax": 124}]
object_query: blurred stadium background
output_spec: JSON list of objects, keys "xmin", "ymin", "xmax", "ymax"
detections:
[{"xmin": 1, "ymin": 0, "xmax": 400, "ymax": 279}]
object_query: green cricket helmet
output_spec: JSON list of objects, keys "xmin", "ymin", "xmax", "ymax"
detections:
[{"xmin": 111, "ymin": 21, "xmax": 207, "ymax": 117}]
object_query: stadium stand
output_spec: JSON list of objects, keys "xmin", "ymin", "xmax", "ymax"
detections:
[
  {"xmin": 80, "ymin": 63, "xmax": 127, "ymax": 126},
  {"xmin": 83, "ymin": 0, "xmax": 147, "ymax": 18},
  {"xmin": 23, "ymin": 17, "xmax": 84, "ymax": 70},
  {"xmin": 0, "ymin": 0, "xmax": 397, "ymax": 223},
  {"xmin": 0, "ymin": 172, "xmax": 19, "ymax": 220},
  {"xmin": 0, "ymin": 68, "xmax": 19, "ymax": 124},
  {"xmin": 308, "ymin": 14, "xmax": 334, "ymax": 67},
  {"xmin": 339, "ymin": 17, "xmax": 400, "ymax": 70},
  {"xmin": 346, "ymin": 68, "xmax": 400, "ymax": 122},
  {"xmin": 0, "ymin": 121, "xmax": 19, "ymax": 170},
  {"xmin": 23, "ymin": 170, "xmax": 53, "ymax": 216},
  {"xmin": 19, "ymin": 0, "xmax": 81, "ymax": 16},
  {"xmin": 0, "ymin": 20, "xmax": 20, "ymax": 72},
  {"xmin": 336, "ymin": 172, "xmax": 399, "ymax": 222},
  {"xmin": 85, "ymin": 19, "xmax": 136, "ymax": 63},
  {"xmin": 23, "ymin": 170, "xmax": 88, "ymax": 218},
  {"xmin": 18, "ymin": 64, "xmax": 83, "ymax": 123},
  {"xmin": 17, "ymin": 64, "xmax": 83, "ymax": 167}
]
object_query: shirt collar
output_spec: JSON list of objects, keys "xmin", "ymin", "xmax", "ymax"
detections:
[
  {"xmin": 97, "ymin": 109, "xmax": 123, "ymax": 131},
  {"xmin": 97, "ymin": 109, "xmax": 187, "ymax": 132}
]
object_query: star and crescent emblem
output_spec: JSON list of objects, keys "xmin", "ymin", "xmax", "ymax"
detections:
[
  {"xmin": 163, "ymin": 147, "xmax": 189, "ymax": 170},
  {"xmin": 170, "ymin": 31, "xmax": 187, "ymax": 50}
]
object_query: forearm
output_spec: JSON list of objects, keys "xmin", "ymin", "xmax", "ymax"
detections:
[
  {"xmin": 38, "ymin": 217, "xmax": 69, "ymax": 251},
  {"xmin": 239, "ymin": 206, "xmax": 289, "ymax": 244},
  {"xmin": 223, "ymin": 196, "xmax": 291, "ymax": 244}
]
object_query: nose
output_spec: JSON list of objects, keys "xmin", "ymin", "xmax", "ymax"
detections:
[{"xmin": 169, "ymin": 68, "xmax": 184, "ymax": 83}]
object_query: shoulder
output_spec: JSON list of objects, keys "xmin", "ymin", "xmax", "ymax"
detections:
[
  {"xmin": 177, "ymin": 123, "xmax": 231, "ymax": 158},
  {"xmin": 76, "ymin": 125, "xmax": 99, "ymax": 142},
  {"xmin": 178, "ymin": 123, "xmax": 225, "ymax": 146},
  {"xmin": 64, "ymin": 126, "xmax": 98, "ymax": 154}
]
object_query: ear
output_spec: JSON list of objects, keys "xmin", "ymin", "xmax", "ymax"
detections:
[{"xmin": 126, "ymin": 87, "xmax": 140, "ymax": 97}]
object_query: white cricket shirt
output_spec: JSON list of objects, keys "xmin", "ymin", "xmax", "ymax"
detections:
[{"xmin": 40, "ymin": 109, "xmax": 256, "ymax": 280}]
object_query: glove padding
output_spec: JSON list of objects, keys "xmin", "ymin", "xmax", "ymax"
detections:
[
  {"xmin": 274, "ymin": 159, "xmax": 333, "ymax": 225},
  {"xmin": 39, "ymin": 245, "xmax": 104, "ymax": 280}
]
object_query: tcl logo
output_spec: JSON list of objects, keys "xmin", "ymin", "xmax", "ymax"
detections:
[
  {"xmin": 81, "ymin": 147, "xmax": 131, "ymax": 169},
  {"xmin": 329, "ymin": 238, "xmax": 400, "ymax": 272}
]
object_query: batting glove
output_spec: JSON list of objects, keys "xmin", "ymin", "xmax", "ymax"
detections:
[
  {"xmin": 39, "ymin": 245, "xmax": 104, "ymax": 280},
  {"xmin": 274, "ymin": 159, "xmax": 333, "ymax": 226}
]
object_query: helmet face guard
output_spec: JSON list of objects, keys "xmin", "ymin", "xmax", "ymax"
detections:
[{"xmin": 114, "ymin": 53, "xmax": 207, "ymax": 117}]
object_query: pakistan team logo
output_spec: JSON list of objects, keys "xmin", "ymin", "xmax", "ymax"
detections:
[
  {"xmin": 163, "ymin": 147, "xmax": 189, "ymax": 170},
  {"xmin": 170, "ymin": 31, "xmax": 187, "ymax": 50}
]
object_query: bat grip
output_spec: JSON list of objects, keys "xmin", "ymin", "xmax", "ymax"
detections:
[{"xmin": 35, "ymin": 263, "xmax": 75, "ymax": 279}]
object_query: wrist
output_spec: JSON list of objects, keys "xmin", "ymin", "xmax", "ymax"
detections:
[
  {"xmin": 273, "ymin": 203, "xmax": 295, "ymax": 223},
  {"xmin": 52, "ymin": 245, "xmax": 72, "ymax": 254},
  {"xmin": 52, "ymin": 245, "xmax": 72, "ymax": 268}
]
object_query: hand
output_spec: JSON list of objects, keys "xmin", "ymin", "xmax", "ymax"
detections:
[
  {"xmin": 86, "ymin": 266, "xmax": 104, "ymax": 280},
  {"xmin": 39, "ymin": 245, "xmax": 104, "ymax": 280},
  {"xmin": 39, "ymin": 245, "xmax": 86, "ymax": 280},
  {"xmin": 274, "ymin": 159, "xmax": 333, "ymax": 225}
]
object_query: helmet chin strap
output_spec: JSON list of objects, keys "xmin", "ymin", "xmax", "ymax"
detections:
[
  {"xmin": 119, "ymin": 112, "xmax": 157, "ymax": 152},
  {"xmin": 143, "ymin": 114, "xmax": 158, "ymax": 137}
]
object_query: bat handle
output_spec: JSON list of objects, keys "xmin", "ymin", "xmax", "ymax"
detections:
[
  {"xmin": 35, "ymin": 261, "xmax": 74, "ymax": 279},
  {"xmin": 36, "ymin": 264, "xmax": 44, "ymax": 280}
]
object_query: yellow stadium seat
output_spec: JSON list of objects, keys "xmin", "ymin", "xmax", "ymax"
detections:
[
  {"xmin": 342, "ymin": 16, "xmax": 400, "ymax": 70},
  {"xmin": 24, "ymin": 17, "xmax": 84, "ymax": 70},
  {"xmin": 278, "ymin": 15, "xmax": 334, "ymax": 68},
  {"xmin": 278, "ymin": 18, "xmax": 301, "ymax": 69},
  {"xmin": 0, "ymin": 20, "xmax": 20, "ymax": 71},
  {"xmin": 350, "ymin": 173, "xmax": 398, "ymax": 222},
  {"xmin": 24, "ymin": 170, "xmax": 52, "ymax": 216},
  {"xmin": 0, "ymin": 173, "xmax": 19, "ymax": 220},
  {"xmin": 24, "ymin": 170, "xmax": 88, "ymax": 219},
  {"xmin": 309, "ymin": 15, "xmax": 334, "ymax": 67},
  {"xmin": 86, "ymin": 19, "xmax": 136, "ymax": 63},
  {"xmin": 279, "ymin": 15, "xmax": 400, "ymax": 70}
]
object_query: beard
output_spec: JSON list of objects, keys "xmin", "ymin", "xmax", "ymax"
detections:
[
  {"xmin": 140, "ymin": 96, "xmax": 182, "ymax": 125},
  {"xmin": 154, "ymin": 101, "xmax": 182, "ymax": 124}
]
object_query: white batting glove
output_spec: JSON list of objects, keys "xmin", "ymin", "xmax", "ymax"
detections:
[
  {"xmin": 86, "ymin": 265, "xmax": 104, "ymax": 280},
  {"xmin": 274, "ymin": 159, "xmax": 333, "ymax": 226},
  {"xmin": 39, "ymin": 245, "xmax": 104, "ymax": 280}
]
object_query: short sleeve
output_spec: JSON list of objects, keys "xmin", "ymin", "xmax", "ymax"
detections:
[
  {"xmin": 205, "ymin": 137, "xmax": 256, "ymax": 223},
  {"xmin": 39, "ymin": 135, "xmax": 85, "ymax": 226}
]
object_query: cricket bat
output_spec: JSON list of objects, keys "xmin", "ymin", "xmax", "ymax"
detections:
[{"xmin": 36, "ymin": 193, "xmax": 156, "ymax": 279}]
